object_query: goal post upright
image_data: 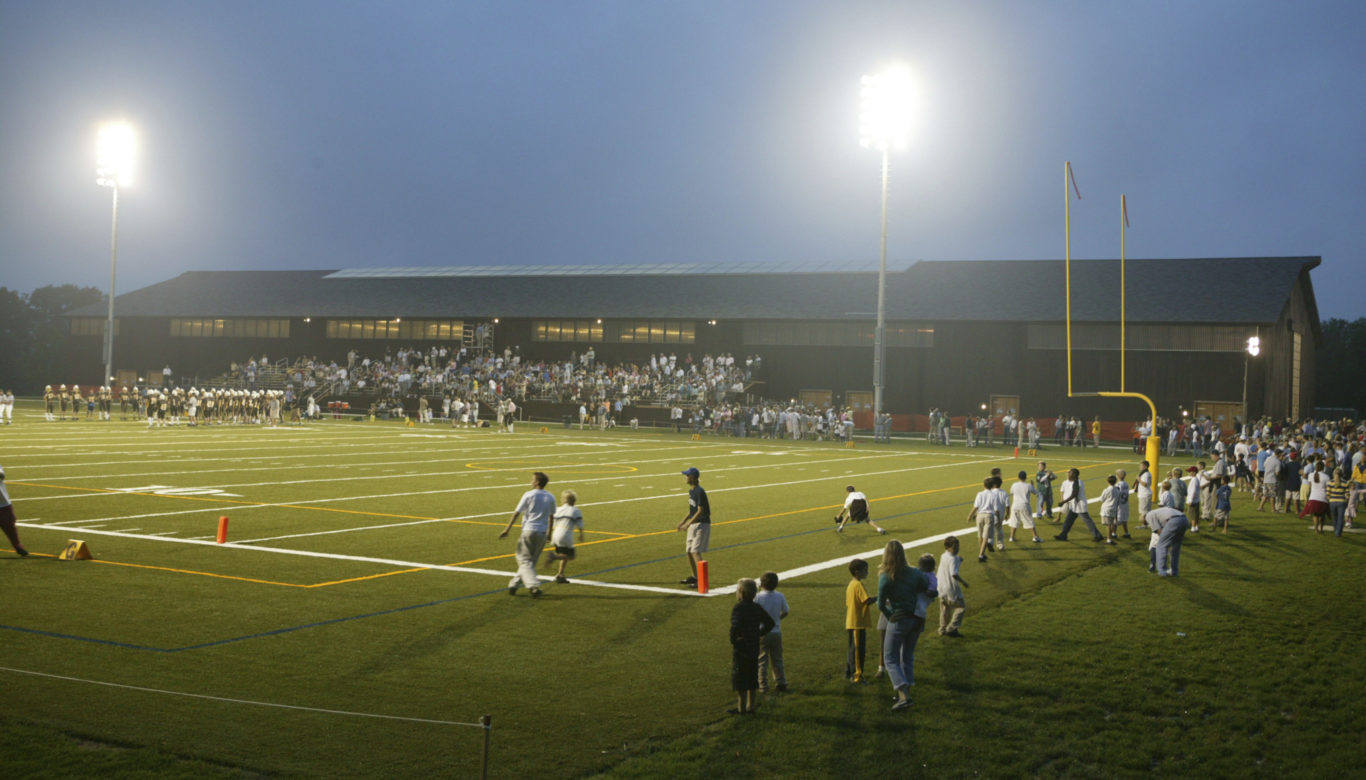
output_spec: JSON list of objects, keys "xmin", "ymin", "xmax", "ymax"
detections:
[{"xmin": 1063, "ymin": 166, "xmax": 1161, "ymax": 479}]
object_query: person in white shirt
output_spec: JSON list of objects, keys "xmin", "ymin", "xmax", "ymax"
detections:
[
  {"xmin": 1099, "ymin": 475, "xmax": 1120, "ymax": 544},
  {"xmin": 988, "ymin": 475, "xmax": 1009, "ymax": 551},
  {"xmin": 1114, "ymin": 469, "xmax": 1133, "ymax": 539},
  {"xmin": 543, "ymin": 490, "xmax": 584, "ymax": 584},
  {"xmin": 835, "ymin": 485, "xmax": 887, "ymax": 534},
  {"xmin": 499, "ymin": 472, "xmax": 556, "ymax": 597},
  {"xmin": 755, "ymin": 571, "xmax": 790, "ymax": 694},
  {"xmin": 936, "ymin": 536, "xmax": 968, "ymax": 637},
  {"xmin": 1007, "ymin": 471, "xmax": 1042, "ymax": 543},
  {"xmin": 1136, "ymin": 461, "xmax": 1154, "ymax": 517},
  {"xmin": 1054, "ymin": 468, "xmax": 1103, "ymax": 542},
  {"xmin": 1146, "ymin": 506, "xmax": 1190, "ymax": 576},
  {"xmin": 966, "ymin": 478, "xmax": 997, "ymax": 563}
]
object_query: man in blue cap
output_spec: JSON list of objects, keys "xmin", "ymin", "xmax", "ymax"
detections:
[{"xmin": 676, "ymin": 467, "xmax": 710, "ymax": 589}]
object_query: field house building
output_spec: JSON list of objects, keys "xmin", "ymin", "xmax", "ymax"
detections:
[{"xmin": 64, "ymin": 256, "xmax": 1321, "ymax": 431}]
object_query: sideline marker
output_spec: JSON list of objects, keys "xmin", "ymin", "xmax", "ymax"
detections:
[
  {"xmin": 216, "ymin": 516, "xmax": 230, "ymax": 544},
  {"xmin": 539, "ymin": 426, "xmax": 549, "ymax": 433},
  {"xmin": 58, "ymin": 539, "xmax": 93, "ymax": 560},
  {"xmin": 1014, "ymin": 446, "xmax": 1019, "ymax": 458},
  {"xmin": 697, "ymin": 560, "xmax": 709, "ymax": 594},
  {"xmin": 690, "ymin": 433, "xmax": 701, "ymax": 441},
  {"xmin": 846, "ymin": 440, "xmax": 857, "ymax": 449}
]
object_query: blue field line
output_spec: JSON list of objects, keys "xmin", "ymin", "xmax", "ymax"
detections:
[{"xmin": 0, "ymin": 497, "xmax": 986, "ymax": 654}]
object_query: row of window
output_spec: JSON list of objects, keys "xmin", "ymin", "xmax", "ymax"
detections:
[
  {"xmin": 69, "ymin": 318, "xmax": 119, "ymax": 336},
  {"xmin": 1025, "ymin": 324, "xmax": 1249, "ymax": 352},
  {"xmin": 169, "ymin": 319, "xmax": 291, "ymax": 339},
  {"xmin": 326, "ymin": 319, "xmax": 466, "ymax": 341},
  {"xmin": 742, "ymin": 321, "xmax": 935, "ymax": 348},
  {"xmin": 533, "ymin": 319, "xmax": 697, "ymax": 344}
]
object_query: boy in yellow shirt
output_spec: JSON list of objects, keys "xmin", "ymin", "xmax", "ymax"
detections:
[{"xmin": 845, "ymin": 558, "xmax": 876, "ymax": 682}]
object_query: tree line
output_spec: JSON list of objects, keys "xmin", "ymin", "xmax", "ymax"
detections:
[
  {"xmin": 0, "ymin": 285, "xmax": 104, "ymax": 394},
  {"xmin": 1314, "ymin": 318, "xmax": 1366, "ymax": 416}
]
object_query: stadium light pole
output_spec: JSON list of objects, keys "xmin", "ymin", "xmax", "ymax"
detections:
[
  {"xmin": 96, "ymin": 122, "xmax": 136, "ymax": 390},
  {"xmin": 859, "ymin": 66, "xmax": 915, "ymax": 421}
]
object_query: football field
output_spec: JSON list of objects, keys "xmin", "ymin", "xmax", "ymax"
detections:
[{"xmin": 2, "ymin": 402, "xmax": 1363, "ymax": 778}]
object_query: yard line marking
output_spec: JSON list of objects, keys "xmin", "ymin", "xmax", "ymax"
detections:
[
  {"xmin": 7, "ymin": 451, "xmax": 913, "ymax": 524},
  {"xmin": 235, "ymin": 454, "xmax": 1010, "ymax": 543},
  {"xmin": 706, "ymin": 526, "xmax": 978, "ymax": 596}
]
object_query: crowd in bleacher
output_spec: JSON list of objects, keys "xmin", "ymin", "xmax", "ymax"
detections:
[{"xmin": 219, "ymin": 346, "xmax": 765, "ymax": 412}]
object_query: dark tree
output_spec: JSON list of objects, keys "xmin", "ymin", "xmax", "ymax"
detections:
[
  {"xmin": 0, "ymin": 285, "xmax": 104, "ymax": 394},
  {"xmin": 1315, "ymin": 318, "xmax": 1366, "ymax": 416}
]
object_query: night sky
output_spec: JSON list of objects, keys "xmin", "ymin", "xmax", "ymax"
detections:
[{"xmin": 2, "ymin": 1, "xmax": 1362, "ymax": 318}]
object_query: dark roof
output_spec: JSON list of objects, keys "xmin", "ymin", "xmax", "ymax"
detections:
[{"xmin": 71, "ymin": 257, "xmax": 1319, "ymax": 325}]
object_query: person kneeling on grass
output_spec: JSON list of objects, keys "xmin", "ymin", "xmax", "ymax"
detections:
[
  {"xmin": 729, "ymin": 578, "xmax": 775, "ymax": 715},
  {"xmin": 543, "ymin": 490, "xmax": 584, "ymax": 584},
  {"xmin": 835, "ymin": 485, "xmax": 887, "ymax": 534}
]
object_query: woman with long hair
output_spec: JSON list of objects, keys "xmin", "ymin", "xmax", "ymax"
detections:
[{"xmin": 877, "ymin": 540, "xmax": 934, "ymax": 712}]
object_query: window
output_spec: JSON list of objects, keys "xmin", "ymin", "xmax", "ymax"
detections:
[
  {"xmin": 69, "ymin": 318, "xmax": 119, "ymax": 336},
  {"xmin": 533, "ymin": 319, "xmax": 689, "ymax": 344},
  {"xmin": 324, "ymin": 318, "xmax": 465, "ymax": 340},
  {"xmin": 170, "ymin": 318, "xmax": 290, "ymax": 338}
]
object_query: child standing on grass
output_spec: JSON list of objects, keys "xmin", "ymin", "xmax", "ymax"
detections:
[
  {"xmin": 845, "ymin": 559, "xmax": 875, "ymax": 682},
  {"xmin": 729, "ymin": 578, "xmax": 774, "ymax": 715},
  {"xmin": 915, "ymin": 554, "xmax": 938, "ymax": 622},
  {"xmin": 544, "ymin": 490, "xmax": 584, "ymax": 584},
  {"xmin": 755, "ymin": 571, "xmax": 790, "ymax": 694},
  {"xmin": 1007, "ymin": 471, "xmax": 1042, "ymax": 543},
  {"xmin": 1212, "ymin": 475, "xmax": 1233, "ymax": 533},
  {"xmin": 1100, "ymin": 474, "xmax": 1120, "ymax": 544},
  {"xmin": 936, "ymin": 536, "xmax": 967, "ymax": 637}
]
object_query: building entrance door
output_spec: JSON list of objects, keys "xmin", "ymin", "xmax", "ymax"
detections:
[{"xmin": 846, "ymin": 390, "xmax": 873, "ymax": 412}]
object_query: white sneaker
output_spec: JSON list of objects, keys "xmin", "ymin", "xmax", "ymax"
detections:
[{"xmin": 878, "ymin": 528, "xmax": 887, "ymax": 535}]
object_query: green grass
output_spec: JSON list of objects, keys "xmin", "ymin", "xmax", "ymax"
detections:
[{"xmin": 2, "ymin": 400, "xmax": 1362, "ymax": 778}]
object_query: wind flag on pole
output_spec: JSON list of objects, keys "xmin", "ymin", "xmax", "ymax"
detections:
[
  {"xmin": 1122, "ymin": 194, "xmax": 1130, "ymax": 227},
  {"xmin": 1067, "ymin": 161, "xmax": 1082, "ymax": 200}
]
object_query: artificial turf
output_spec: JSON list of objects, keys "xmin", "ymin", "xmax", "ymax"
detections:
[{"xmin": 1, "ymin": 400, "xmax": 1361, "ymax": 778}]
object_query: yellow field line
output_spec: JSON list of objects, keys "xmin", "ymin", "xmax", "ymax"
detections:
[
  {"xmin": 15, "ymin": 459, "xmax": 1128, "ymax": 589},
  {"xmin": 10, "ymin": 480, "xmax": 632, "ymax": 535}
]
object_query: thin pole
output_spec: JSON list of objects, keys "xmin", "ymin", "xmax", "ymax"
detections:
[
  {"xmin": 480, "ymin": 714, "xmax": 491, "ymax": 780},
  {"xmin": 1064, "ymin": 162, "xmax": 1072, "ymax": 397},
  {"xmin": 1120, "ymin": 194, "xmax": 1126, "ymax": 393},
  {"xmin": 873, "ymin": 148, "xmax": 889, "ymax": 418},
  {"xmin": 104, "ymin": 185, "xmax": 120, "ymax": 388},
  {"xmin": 1242, "ymin": 352, "xmax": 1249, "ymax": 426}
]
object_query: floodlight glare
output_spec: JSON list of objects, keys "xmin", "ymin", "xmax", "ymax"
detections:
[
  {"xmin": 859, "ymin": 66, "xmax": 917, "ymax": 152},
  {"xmin": 95, "ymin": 122, "xmax": 137, "ymax": 188},
  {"xmin": 1246, "ymin": 336, "xmax": 1261, "ymax": 357}
]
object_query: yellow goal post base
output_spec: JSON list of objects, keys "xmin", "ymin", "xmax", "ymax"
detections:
[{"xmin": 1069, "ymin": 391, "xmax": 1162, "ymax": 479}]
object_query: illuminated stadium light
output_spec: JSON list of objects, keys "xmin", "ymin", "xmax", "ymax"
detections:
[
  {"xmin": 96, "ymin": 122, "xmax": 136, "ymax": 188},
  {"xmin": 1246, "ymin": 336, "xmax": 1261, "ymax": 357},
  {"xmin": 859, "ymin": 66, "xmax": 917, "ymax": 152}
]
